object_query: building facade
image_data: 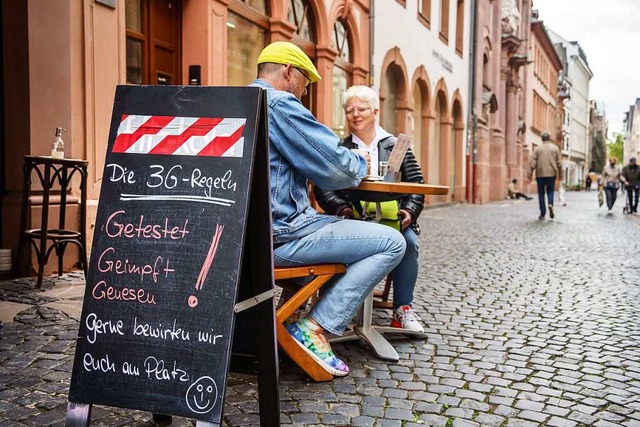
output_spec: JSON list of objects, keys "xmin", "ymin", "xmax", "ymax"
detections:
[
  {"xmin": 1, "ymin": 0, "xmax": 372, "ymax": 272},
  {"xmin": 623, "ymin": 98, "xmax": 640, "ymax": 163},
  {"xmin": 524, "ymin": 14, "xmax": 563, "ymax": 188},
  {"xmin": 547, "ymin": 27, "xmax": 593, "ymax": 187},
  {"xmin": 469, "ymin": 0, "xmax": 532, "ymax": 203},
  {"xmin": 588, "ymin": 100, "xmax": 607, "ymax": 174},
  {"xmin": 372, "ymin": 0, "xmax": 471, "ymax": 203}
]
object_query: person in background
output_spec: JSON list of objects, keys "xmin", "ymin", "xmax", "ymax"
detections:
[
  {"xmin": 527, "ymin": 131, "xmax": 562, "ymax": 220},
  {"xmin": 601, "ymin": 156, "xmax": 622, "ymax": 213},
  {"xmin": 251, "ymin": 42, "xmax": 406, "ymax": 377},
  {"xmin": 314, "ymin": 85, "xmax": 426, "ymax": 332},
  {"xmin": 585, "ymin": 175, "xmax": 592, "ymax": 191},
  {"xmin": 508, "ymin": 178, "xmax": 533, "ymax": 200},
  {"xmin": 558, "ymin": 183, "xmax": 567, "ymax": 206},
  {"xmin": 621, "ymin": 157, "xmax": 640, "ymax": 214}
]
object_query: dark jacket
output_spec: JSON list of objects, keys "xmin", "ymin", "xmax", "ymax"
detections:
[
  {"xmin": 622, "ymin": 164, "xmax": 640, "ymax": 187},
  {"xmin": 314, "ymin": 134, "xmax": 425, "ymax": 231}
]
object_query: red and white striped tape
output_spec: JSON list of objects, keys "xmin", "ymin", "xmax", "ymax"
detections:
[{"xmin": 112, "ymin": 114, "xmax": 246, "ymax": 157}]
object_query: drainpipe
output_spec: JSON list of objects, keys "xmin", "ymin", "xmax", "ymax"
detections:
[
  {"xmin": 369, "ymin": 0, "xmax": 375, "ymax": 87},
  {"xmin": 466, "ymin": 0, "xmax": 478, "ymax": 203}
]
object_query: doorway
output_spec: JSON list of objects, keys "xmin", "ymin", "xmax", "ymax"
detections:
[{"xmin": 125, "ymin": 0, "xmax": 182, "ymax": 85}]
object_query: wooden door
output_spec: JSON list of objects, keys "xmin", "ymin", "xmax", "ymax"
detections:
[{"xmin": 126, "ymin": 0, "xmax": 181, "ymax": 85}]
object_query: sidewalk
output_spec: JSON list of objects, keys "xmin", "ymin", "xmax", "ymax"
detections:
[{"xmin": 1, "ymin": 191, "xmax": 640, "ymax": 426}]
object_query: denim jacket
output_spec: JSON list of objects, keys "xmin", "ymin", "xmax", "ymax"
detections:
[{"xmin": 250, "ymin": 79, "xmax": 367, "ymax": 244}]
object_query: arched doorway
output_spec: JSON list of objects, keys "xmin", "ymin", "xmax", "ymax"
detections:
[
  {"xmin": 410, "ymin": 68, "xmax": 431, "ymax": 170},
  {"xmin": 452, "ymin": 98, "xmax": 464, "ymax": 201},
  {"xmin": 382, "ymin": 67, "xmax": 401, "ymax": 134},
  {"xmin": 430, "ymin": 92, "xmax": 447, "ymax": 185}
]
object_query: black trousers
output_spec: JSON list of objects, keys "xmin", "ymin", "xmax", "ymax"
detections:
[{"xmin": 627, "ymin": 187, "xmax": 639, "ymax": 212}]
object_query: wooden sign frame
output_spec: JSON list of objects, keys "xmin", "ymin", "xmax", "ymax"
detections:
[{"xmin": 66, "ymin": 86, "xmax": 279, "ymax": 427}]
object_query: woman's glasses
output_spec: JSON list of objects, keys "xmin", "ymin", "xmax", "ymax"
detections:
[{"xmin": 345, "ymin": 107, "xmax": 372, "ymax": 116}]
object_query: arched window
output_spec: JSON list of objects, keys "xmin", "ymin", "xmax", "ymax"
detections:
[
  {"xmin": 227, "ymin": 0, "xmax": 269, "ymax": 86},
  {"xmin": 288, "ymin": 0, "xmax": 315, "ymax": 44},
  {"xmin": 288, "ymin": 0, "xmax": 317, "ymax": 109},
  {"xmin": 331, "ymin": 20, "xmax": 352, "ymax": 137}
]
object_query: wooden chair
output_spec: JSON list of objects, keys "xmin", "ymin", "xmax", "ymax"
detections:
[
  {"xmin": 373, "ymin": 273, "xmax": 394, "ymax": 309},
  {"xmin": 274, "ymin": 263, "xmax": 346, "ymax": 382}
]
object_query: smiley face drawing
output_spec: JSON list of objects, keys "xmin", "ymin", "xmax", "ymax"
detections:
[{"xmin": 185, "ymin": 376, "xmax": 218, "ymax": 414}]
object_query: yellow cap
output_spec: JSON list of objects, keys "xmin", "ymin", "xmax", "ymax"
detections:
[{"xmin": 257, "ymin": 41, "xmax": 321, "ymax": 83}]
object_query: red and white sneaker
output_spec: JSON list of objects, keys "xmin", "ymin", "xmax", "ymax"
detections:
[{"xmin": 390, "ymin": 305, "xmax": 424, "ymax": 333}]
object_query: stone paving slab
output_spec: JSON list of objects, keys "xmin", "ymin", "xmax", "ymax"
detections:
[{"xmin": 1, "ymin": 191, "xmax": 639, "ymax": 426}]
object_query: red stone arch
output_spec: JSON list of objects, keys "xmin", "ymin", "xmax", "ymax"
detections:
[
  {"xmin": 327, "ymin": 1, "xmax": 367, "ymax": 83},
  {"xmin": 379, "ymin": 47, "xmax": 410, "ymax": 135}
]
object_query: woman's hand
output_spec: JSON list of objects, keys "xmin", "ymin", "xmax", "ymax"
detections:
[
  {"xmin": 398, "ymin": 209, "xmax": 413, "ymax": 231},
  {"xmin": 339, "ymin": 207, "xmax": 354, "ymax": 219}
]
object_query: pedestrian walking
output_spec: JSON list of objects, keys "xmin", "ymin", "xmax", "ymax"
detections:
[
  {"xmin": 621, "ymin": 157, "xmax": 640, "ymax": 214},
  {"xmin": 527, "ymin": 131, "xmax": 562, "ymax": 220},
  {"xmin": 601, "ymin": 156, "xmax": 622, "ymax": 213},
  {"xmin": 585, "ymin": 175, "xmax": 592, "ymax": 191},
  {"xmin": 559, "ymin": 183, "xmax": 567, "ymax": 206}
]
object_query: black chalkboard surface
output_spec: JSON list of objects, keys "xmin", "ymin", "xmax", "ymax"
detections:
[{"xmin": 67, "ymin": 85, "xmax": 277, "ymax": 426}]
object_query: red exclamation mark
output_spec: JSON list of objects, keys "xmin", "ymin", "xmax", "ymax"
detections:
[{"xmin": 188, "ymin": 224, "xmax": 224, "ymax": 308}]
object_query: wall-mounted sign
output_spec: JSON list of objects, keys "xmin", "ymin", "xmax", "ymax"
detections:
[
  {"xmin": 96, "ymin": 0, "xmax": 116, "ymax": 8},
  {"xmin": 432, "ymin": 49, "xmax": 454, "ymax": 73}
]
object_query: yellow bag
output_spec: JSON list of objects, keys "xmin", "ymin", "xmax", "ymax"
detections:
[{"xmin": 354, "ymin": 200, "xmax": 401, "ymax": 230}]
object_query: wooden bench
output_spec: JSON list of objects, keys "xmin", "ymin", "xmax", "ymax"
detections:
[{"xmin": 274, "ymin": 263, "xmax": 346, "ymax": 382}]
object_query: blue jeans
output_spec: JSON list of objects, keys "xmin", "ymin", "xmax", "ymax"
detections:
[
  {"xmin": 536, "ymin": 176, "xmax": 556, "ymax": 216},
  {"xmin": 273, "ymin": 219, "xmax": 406, "ymax": 335},
  {"xmin": 392, "ymin": 227, "xmax": 419, "ymax": 308},
  {"xmin": 605, "ymin": 186, "xmax": 618, "ymax": 209}
]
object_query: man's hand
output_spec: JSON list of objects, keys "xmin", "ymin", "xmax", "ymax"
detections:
[
  {"xmin": 398, "ymin": 209, "xmax": 412, "ymax": 231},
  {"xmin": 339, "ymin": 207, "xmax": 354, "ymax": 219}
]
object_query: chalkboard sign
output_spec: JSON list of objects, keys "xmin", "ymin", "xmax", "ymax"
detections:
[{"xmin": 67, "ymin": 85, "xmax": 278, "ymax": 426}]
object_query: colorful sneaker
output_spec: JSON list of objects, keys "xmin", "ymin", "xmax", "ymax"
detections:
[
  {"xmin": 286, "ymin": 318, "xmax": 349, "ymax": 377},
  {"xmin": 390, "ymin": 305, "xmax": 424, "ymax": 333}
]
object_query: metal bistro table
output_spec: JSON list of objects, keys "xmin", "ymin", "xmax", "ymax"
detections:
[
  {"xmin": 15, "ymin": 156, "xmax": 88, "ymax": 287},
  {"xmin": 331, "ymin": 180, "xmax": 449, "ymax": 361}
]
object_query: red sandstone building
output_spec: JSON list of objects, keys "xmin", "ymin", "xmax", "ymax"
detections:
[{"xmin": 1, "ymin": 0, "xmax": 372, "ymax": 273}]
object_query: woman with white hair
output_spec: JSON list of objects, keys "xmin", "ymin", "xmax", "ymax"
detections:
[{"xmin": 315, "ymin": 85, "xmax": 426, "ymax": 332}]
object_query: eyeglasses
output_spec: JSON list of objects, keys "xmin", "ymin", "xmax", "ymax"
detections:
[
  {"xmin": 294, "ymin": 67, "xmax": 311, "ymax": 87},
  {"xmin": 345, "ymin": 107, "xmax": 372, "ymax": 116}
]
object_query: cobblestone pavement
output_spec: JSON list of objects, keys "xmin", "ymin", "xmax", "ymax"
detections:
[{"xmin": 1, "ymin": 191, "xmax": 639, "ymax": 427}]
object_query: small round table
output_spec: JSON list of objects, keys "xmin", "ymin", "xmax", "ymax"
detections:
[{"xmin": 15, "ymin": 156, "xmax": 88, "ymax": 287}]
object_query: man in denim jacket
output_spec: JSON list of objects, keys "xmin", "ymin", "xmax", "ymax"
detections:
[{"xmin": 251, "ymin": 42, "xmax": 406, "ymax": 377}]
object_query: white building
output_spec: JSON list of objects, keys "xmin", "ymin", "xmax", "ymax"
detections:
[
  {"xmin": 371, "ymin": 0, "xmax": 471, "ymax": 202},
  {"xmin": 623, "ymin": 98, "xmax": 640, "ymax": 162},
  {"xmin": 547, "ymin": 28, "xmax": 593, "ymax": 187}
]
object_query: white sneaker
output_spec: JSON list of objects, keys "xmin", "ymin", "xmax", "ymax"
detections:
[{"xmin": 390, "ymin": 305, "xmax": 424, "ymax": 332}]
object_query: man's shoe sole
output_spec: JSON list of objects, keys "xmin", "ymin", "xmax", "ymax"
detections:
[{"xmin": 548, "ymin": 205, "xmax": 555, "ymax": 219}]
